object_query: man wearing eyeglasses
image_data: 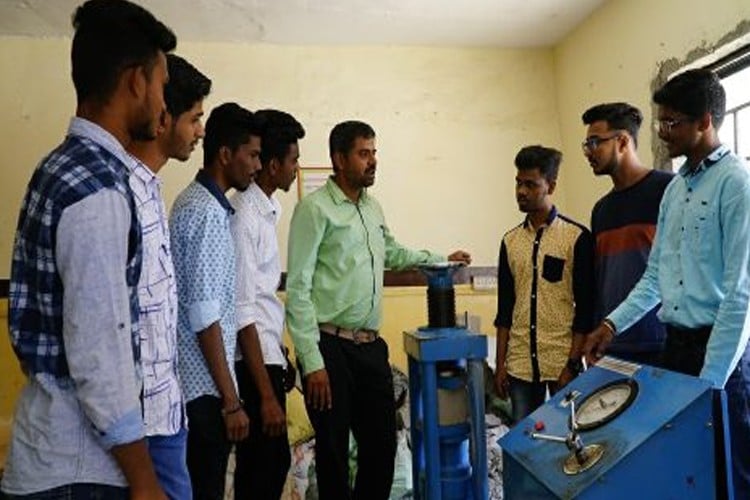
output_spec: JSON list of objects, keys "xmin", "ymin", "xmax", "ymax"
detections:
[
  {"xmin": 584, "ymin": 69, "xmax": 750, "ymax": 499},
  {"xmin": 582, "ymin": 103, "xmax": 673, "ymax": 367}
]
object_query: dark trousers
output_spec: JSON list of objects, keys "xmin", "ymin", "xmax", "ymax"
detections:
[
  {"xmin": 233, "ymin": 362, "xmax": 290, "ymax": 500},
  {"xmin": 305, "ymin": 333, "xmax": 397, "ymax": 500},
  {"xmin": 662, "ymin": 325, "xmax": 712, "ymax": 375},
  {"xmin": 508, "ymin": 376, "xmax": 559, "ymax": 423},
  {"xmin": 1, "ymin": 484, "xmax": 127, "ymax": 500},
  {"xmin": 186, "ymin": 395, "xmax": 232, "ymax": 500},
  {"xmin": 664, "ymin": 325, "xmax": 750, "ymax": 500}
]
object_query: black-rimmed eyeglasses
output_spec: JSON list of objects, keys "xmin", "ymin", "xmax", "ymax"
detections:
[{"xmin": 581, "ymin": 134, "xmax": 620, "ymax": 152}]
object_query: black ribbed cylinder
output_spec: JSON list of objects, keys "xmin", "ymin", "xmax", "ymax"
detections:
[{"xmin": 427, "ymin": 287, "xmax": 456, "ymax": 328}]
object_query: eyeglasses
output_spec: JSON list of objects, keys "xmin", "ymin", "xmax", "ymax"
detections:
[
  {"xmin": 654, "ymin": 118, "xmax": 687, "ymax": 134},
  {"xmin": 581, "ymin": 134, "xmax": 620, "ymax": 152}
]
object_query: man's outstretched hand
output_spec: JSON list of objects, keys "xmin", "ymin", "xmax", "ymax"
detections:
[
  {"xmin": 447, "ymin": 250, "xmax": 472, "ymax": 265},
  {"xmin": 582, "ymin": 323, "xmax": 615, "ymax": 366}
]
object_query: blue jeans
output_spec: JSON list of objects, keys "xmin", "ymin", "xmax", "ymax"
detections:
[
  {"xmin": 508, "ymin": 376, "xmax": 559, "ymax": 423},
  {"xmin": 147, "ymin": 427, "xmax": 192, "ymax": 500},
  {"xmin": 1, "ymin": 484, "xmax": 127, "ymax": 500}
]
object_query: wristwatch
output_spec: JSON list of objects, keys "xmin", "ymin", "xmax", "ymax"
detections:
[{"xmin": 566, "ymin": 357, "xmax": 584, "ymax": 374}]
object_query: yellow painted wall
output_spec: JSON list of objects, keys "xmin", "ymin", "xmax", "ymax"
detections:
[
  {"xmin": 0, "ymin": 37, "xmax": 563, "ymax": 275},
  {"xmin": 0, "ymin": 300, "xmax": 26, "ymax": 467},
  {"xmin": 553, "ymin": 0, "xmax": 750, "ymax": 225},
  {"xmin": 378, "ymin": 285, "xmax": 498, "ymax": 372}
]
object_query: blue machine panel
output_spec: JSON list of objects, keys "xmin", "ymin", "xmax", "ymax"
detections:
[{"xmin": 500, "ymin": 357, "xmax": 717, "ymax": 499}]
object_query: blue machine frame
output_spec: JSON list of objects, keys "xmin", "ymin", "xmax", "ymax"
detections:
[
  {"xmin": 405, "ymin": 327, "xmax": 488, "ymax": 500},
  {"xmin": 500, "ymin": 358, "xmax": 730, "ymax": 499}
]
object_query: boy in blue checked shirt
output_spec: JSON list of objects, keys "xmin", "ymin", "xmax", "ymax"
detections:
[{"xmin": 2, "ymin": 1, "xmax": 175, "ymax": 498}]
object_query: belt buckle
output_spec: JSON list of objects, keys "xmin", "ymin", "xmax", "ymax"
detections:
[{"xmin": 352, "ymin": 328, "xmax": 364, "ymax": 344}]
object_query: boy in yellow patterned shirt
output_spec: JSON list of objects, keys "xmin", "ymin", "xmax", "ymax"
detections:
[{"xmin": 494, "ymin": 145, "xmax": 594, "ymax": 423}]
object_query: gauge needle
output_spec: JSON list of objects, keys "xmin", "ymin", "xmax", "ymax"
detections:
[{"xmin": 598, "ymin": 398, "xmax": 615, "ymax": 409}]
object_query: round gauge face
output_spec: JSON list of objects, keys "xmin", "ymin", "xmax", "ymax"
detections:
[{"xmin": 574, "ymin": 379, "xmax": 639, "ymax": 431}]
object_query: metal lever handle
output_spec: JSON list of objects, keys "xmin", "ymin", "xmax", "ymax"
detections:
[
  {"xmin": 529, "ymin": 432, "xmax": 567, "ymax": 443},
  {"xmin": 569, "ymin": 399, "xmax": 578, "ymax": 432}
]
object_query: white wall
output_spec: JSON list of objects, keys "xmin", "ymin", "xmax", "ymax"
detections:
[
  {"xmin": 4, "ymin": 0, "xmax": 748, "ymax": 277},
  {"xmin": 0, "ymin": 38, "xmax": 563, "ymax": 275}
]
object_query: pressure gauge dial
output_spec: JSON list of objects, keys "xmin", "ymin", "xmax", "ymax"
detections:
[{"xmin": 574, "ymin": 379, "xmax": 639, "ymax": 431}]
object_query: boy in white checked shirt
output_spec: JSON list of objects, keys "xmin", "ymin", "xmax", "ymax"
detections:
[{"xmin": 127, "ymin": 54, "xmax": 211, "ymax": 499}]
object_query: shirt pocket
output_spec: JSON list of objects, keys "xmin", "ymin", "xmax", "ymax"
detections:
[
  {"xmin": 542, "ymin": 255, "xmax": 565, "ymax": 283},
  {"xmin": 690, "ymin": 201, "xmax": 716, "ymax": 256}
]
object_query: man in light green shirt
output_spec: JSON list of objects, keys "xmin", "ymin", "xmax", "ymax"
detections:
[{"xmin": 286, "ymin": 120, "xmax": 470, "ymax": 499}]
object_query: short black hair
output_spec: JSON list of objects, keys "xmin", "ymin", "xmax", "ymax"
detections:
[
  {"xmin": 164, "ymin": 54, "xmax": 211, "ymax": 119},
  {"xmin": 329, "ymin": 121, "xmax": 375, "ymax": 161},
  {"xmin": 515, "ymin": 145, "xmax": 562, "ymax": 182},
  {"xmin": 71, "ymin": 0, "xmax": 176, "ymax": 106},
  {"xmin": 582, "ymin": 102, "xmax": 643, "ymax": 147},
  {"xmin": 253, "ymin": 110, "xmax": 305, "ymax": 167},
  {"xmin": 202, "ymin": 103, "xmax": 260, "ymax": 166},
  {"xmin": 653, "ymin": 68, "xmax": 726, "ymax": 129}
]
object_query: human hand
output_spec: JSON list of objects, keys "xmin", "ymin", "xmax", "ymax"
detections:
[
  {"xmin": 494, "ymin": 363, "xmax": 510, "ymax": 400},
  {"xmin": 305, "ymin": 369, "xmax": 332, "ymax": 411},
  {"xmin": 447, "ymin": 250, "xmax": 472, "ymax": 265},
  {"xmin": 583, "ymin": 324, "xmax": 615, "ymax": 366},
  {"xmin": 223, "ymin": 407, "xmax": 250, "ymax": 442},
  {"xmin": 261, "ymin": 397, "xmax": 287, "ymax": 437},
  {"xmin": 556, "ymin": 366, "xmax": 576, "ymax": 390}
]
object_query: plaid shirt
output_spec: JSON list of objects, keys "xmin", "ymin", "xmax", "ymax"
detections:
[
  {"xmin": 2, "ymin": 118, "xmax": 146, "ymax": 494},
  {"xmin": 9, "ymin": 120, "xmax": 142, "ymax": 377}
]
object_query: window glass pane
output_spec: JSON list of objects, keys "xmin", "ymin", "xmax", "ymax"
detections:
[
  {"xmin": 719, "ymin": 112, "xmax": 736, "ymax": 152},
  {"xmin": 722, "ymin": 65, "xmax": 750, "ymax": 111},
  {"xmin": 737, "ymin": 106, "xmax": 750, "ymax": 161}
]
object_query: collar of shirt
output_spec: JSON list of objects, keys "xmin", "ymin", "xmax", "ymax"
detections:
[
  {"xmin": 195, "ymin": 169, "xmax": 235, "ymax": 214},
  {"xmin": 523, "ymin": 205, "xmax": 558, "ymax": 230},
  {"xmin": 325, "ymin": 176, "xmax": 371, "ymax": 206},
  {"xmin": 68, "ymin": 117, "xmax": 136, "ymax": 172},
  {"xmin": 127, "ymin": 155, "xmax": 161, "ymax": 190},
  {"xmin": 678, "ymin": 144, "xmax": 730, "ymax": 177},
  {"xmin": 247, "ymin": 182, "xmax": 282, "ymax": 223}
]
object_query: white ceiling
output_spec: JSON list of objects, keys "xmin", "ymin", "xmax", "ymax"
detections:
[{"xmin": 0, "ymin": 0, "xmax": 606, "ymax": 47}]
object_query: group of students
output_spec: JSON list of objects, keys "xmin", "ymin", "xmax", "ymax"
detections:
[
  {"xmin": 1, "ymin": 1, "xmax": 471, "ymax": 499},
  {"xmin": 494, "ymin": 69, "xmax": 750, "ymax": 499},
  {"xmin": 3, "ymin": 1, "xmax": 750, "ymax": 500}
]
